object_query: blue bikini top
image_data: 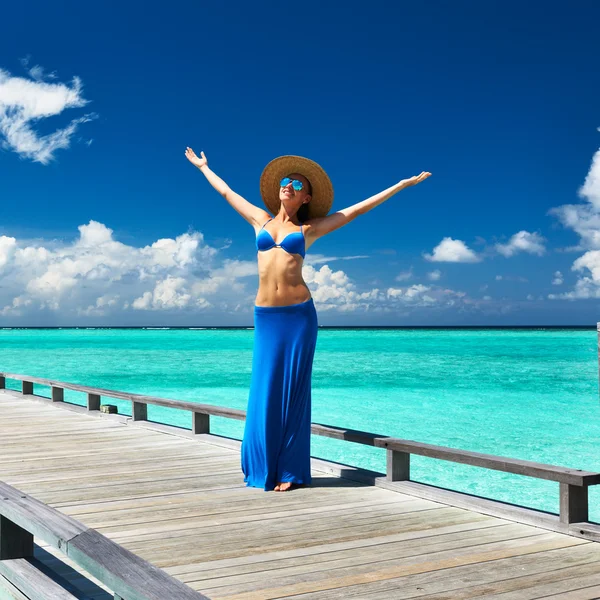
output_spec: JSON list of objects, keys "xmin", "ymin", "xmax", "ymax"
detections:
[{"xmin": 256, "ymin": 219, "xmax": 305, "ymax": 258}]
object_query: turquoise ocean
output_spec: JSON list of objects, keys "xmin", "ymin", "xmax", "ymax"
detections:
[{"xmin": 1, "ymin": 327, "xmax": 599, "ymax": 522}]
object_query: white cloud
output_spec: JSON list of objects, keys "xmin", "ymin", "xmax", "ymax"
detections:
[
  {"xmin": 133, "ymin": 276, "xmax": 193, "ymax": 310},
  {"xmin": 302, "ymin": 265, "xmax": 467, "ymax": 313},
  {"xmin": 494, "ymin": 274, "xmax": 528, "ymax": 283},
  {"xmin": 552, "ymin": 271, "xmax": 563, "ymax": 285},
  {"xmin": 386, "ymin": 284, "xmax": 432, "ymax": 300},
  {"xmin": 0, "ymin": 236, "xmax": 17, "ymax": 269},
  {"xmin": 0, "ymin": 65, "xmax": 96, "ymax": 163},
  {"xmin": 78, "ymin": 294, "xmax": 120, "ymax": 317},
  {"xmin": 427, "ymin": 269, "xmax": 441, "ymax": 281},
  {"xmin": 579, "ymin": 147, "xmax": 600, "ymax": 209},
  {"xmin": 0, "ymin": 220, "xmax": 491, "ymax": 323},
  {"xmin": 0, "ymin": 220, "xmax": 232, "ymax": 318},
  {"xmin": 385, "ymin": 284, "xmax": 461, "ymax": 307},
  {"xmin": 19, "ymin": 56, "xmax": 57, "ymax": 82},
  {"xmin": 395, "ymin": 268, "xmax": 413, "ymax": 282},
  {"xmin": 305, "ymin": 254, "xmax": 369, "ymax": 266},
  {"xmin": 549, "ymin": 138, "xmax": 600, "ymax": 299},
  {"xmin": 495, "ymin": 231, "xmax": 546, "ymax": 257},
  {"xmin": 424, "ymin": 238, "xmax": 480, "ymax": 263}
]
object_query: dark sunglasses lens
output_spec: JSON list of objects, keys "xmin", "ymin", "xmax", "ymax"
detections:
[
  {"xmin": 292, "ymin": 180, "xmax": 303, "ymax": 191},
  {"xmin": 280, "ymin": 177, "xmax": 291, "ymax": 187}
]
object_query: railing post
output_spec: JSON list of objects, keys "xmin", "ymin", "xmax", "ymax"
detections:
[
  {"xmin": 386, "ymin": 449, "xmax": 410, "ymax": 482},
  {"xmin": 193, "ymin": 412, "xmax": 210, "ymax": 434},
  {"xmin": 0, "ymin": 515, "xmax": 33, "ymax": 559},
  {"xmin": 560, "ymin": 483, "xmax": 588, "ymax": 524},
  {"xmin": 88, "ymin": 393, "xmax": 101, "ymax": 411},
  {"xmin": 22, "ymin": 381, "xmax": 33, "ymax": 395},
  {"xmin": 51, "ymin": 386, "xmax": 64, "ymax": 403},
  {"xmin": 132, "ymin": 401, "xmax": 147, "ymax": 421}
]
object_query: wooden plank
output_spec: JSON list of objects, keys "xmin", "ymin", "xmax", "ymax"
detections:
[
  {"xmin": 210, "ymin": 536, "xmax": 588, "ymax": 600},
  {"xmin": 67, "ymin": 529, "xmax": 209, "ymax": 600},
  {"xmin": 126, "ymin": 510, "xmax": 496, "ymax": 567},
  {"xmin": 165, "ymin": 519, "xmax": 506, "ymax": 578},
  {"xmin": 0, "ymin": 558, "xmax": 87, "ymax": 600},
  {"xmin": 0, "ymin": 452, "xmax": 222, "ymax": 477},
  {"xmin": 3, "ymin": 456, "xmax": 235, "ymax": 488},
  {"xmin": 193, "ymin": 413, "xmax": 210, "ymax": 435},
  {"xmin": 103, "ymin": 498, "xmax": 439, "ymax": 543},
  {"xmin": 560, "ymin": 482, "xmax": 589, "ymax": 524},
  {"xmin": 92, "ymin": 497, "xmax": 415, "ymax": 534},
  {"xmin": 278, "ymin": 544, "xmax": 600, "ymax": 599},
  {"xmin": 386, "ymin": 449, "xmax": 409, "ymax": 481},
  {"xmin": 0, "ymin": 573, "xmax": 30, "ymax": 600},
  {"xmin": 0, "ymin": 483, "xmax": 87, "ymax": 548},
  {"xmin": 375, "ymin": 478, "xmax": 569, "ymax": 534},
  {"xmin": 311, "ymin": 423, "xmax": 600, "ymax": 486},
  {"xmin": 132, "ymin": 402, "xmax": 147, "ymax": 422},
  {"xmin": 0, "ymin": 373, "xmax": 245, "ymax": 420},
  {"xmin": 448, "ymin": 562, "xmax": 600, "ymax": 599},
  {"xmin": 182, "ymin": 523, "xmax": 542, "ymax": 589},
  {"xmin": 61, "ymin": 482, "xmax": 384, "ymax": 519},
  {"xmin": 0, "ymin": 482, "xmax": 209, "ymax": 600},
  {"xmin": 52, "ymin": 386, "xmax": 65, "ymax": 403},
  {"xmin": 87, "ymin": 393, "xmax": 101, "ymax": 411},
  {"xmin": 530, "ymin": 584, "xmax": 600, "ymax": 599}
]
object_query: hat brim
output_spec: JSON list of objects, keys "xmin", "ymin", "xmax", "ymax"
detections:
[{"xmin": 260, "ymin": 155, "xmax": 334, "ymax": 220}]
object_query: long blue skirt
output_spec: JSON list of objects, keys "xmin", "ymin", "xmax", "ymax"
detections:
[{"xmin": 241, "ymin": 298, "xmax": 318, "ymax": 491}]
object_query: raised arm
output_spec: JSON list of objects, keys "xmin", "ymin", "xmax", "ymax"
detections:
[
  {"xmin": 185, "ymin": 147, "xmax": 270, "ymax": 227},
  {"xmin": 306, "ymin": 172, "xmax": 431, "ymax": 240}
]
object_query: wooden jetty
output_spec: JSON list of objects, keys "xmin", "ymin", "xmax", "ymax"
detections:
[{"xmin": 1, "ymin": 371, "xmax": 600, "ymax": 599}]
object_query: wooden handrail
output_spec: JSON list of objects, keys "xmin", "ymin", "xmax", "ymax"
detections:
[
  {"xmin": 0, "ymin": 481, "xmax": 209, "ymax": 600},
  {"xmin": 310, "ymin": 423, "xmax": 600, "ymax": 486},
  {"xmin": 1, "ymin": 371, "xmax": 597, "ymax": 525}
]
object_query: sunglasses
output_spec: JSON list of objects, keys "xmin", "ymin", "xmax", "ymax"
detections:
[{"xmin": 280, "ymin": 177, "xmax": 304, "ymax": 191}]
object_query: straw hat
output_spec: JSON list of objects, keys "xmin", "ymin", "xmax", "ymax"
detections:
[{"xmin": 260, "ymin": 155, "xmax": 334, "ymax": 220}]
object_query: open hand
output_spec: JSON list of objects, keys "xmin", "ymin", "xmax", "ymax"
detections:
[
  {"xmin": 400, "ymin": 171, "xmax": 432, "ymax": 188},
  {"xmin": 185, "ymin": 147, "xmax": 207, "ymax": 169}
]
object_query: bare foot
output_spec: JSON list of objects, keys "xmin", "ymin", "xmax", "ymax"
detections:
[
  {"xmin": 276, "ymin": 482, "xmax": 293, "ymax": 492},
  {"xmin": 274, "ymin": 484, "xmax": 281, "ymax": 491}
]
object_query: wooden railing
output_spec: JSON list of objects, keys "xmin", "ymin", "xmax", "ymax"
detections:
[
  {"xmin": 1, "ymin": 371, "xmax": 599, "ymax": 539},
  {"xmin": 0, "ymin": 480, "xmax": 208, "ymax": 600}
]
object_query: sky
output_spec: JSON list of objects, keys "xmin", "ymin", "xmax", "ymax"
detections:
[{"xmin": 0, "ymin": 0, "xmax": 599, "ymax": 326}]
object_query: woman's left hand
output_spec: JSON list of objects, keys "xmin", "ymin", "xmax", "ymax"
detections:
[{"xmin": 400, "ymin": 172, "xmax": 432, "ymax": 188}]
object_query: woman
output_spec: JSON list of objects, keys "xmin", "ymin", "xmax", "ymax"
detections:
[{"xmin": 185, "ymin": 148, "xmax": 431, "ymax": 491}]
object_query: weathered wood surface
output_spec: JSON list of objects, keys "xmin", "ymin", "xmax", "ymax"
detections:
[
  {"xmin": 311, "ymin": 423, "xmax": 600, "ymax": 486},
  {"xmin": 1, "ymin": 391, "xmax": 600, "ymax": 600},
  {"xmin": 0, "ymin": 481, "xmax": 209, "ymax": 600},
  {"xmin": 3, "ymin": 371, "xmax": 598, "ymax": 489},
  {"xmin": 0, "ymin": 372, "xmax": 246, "ymax": 421},
  {"xmin": 0, "ymin": 557, "xmax": 89, "ymax": 599}
]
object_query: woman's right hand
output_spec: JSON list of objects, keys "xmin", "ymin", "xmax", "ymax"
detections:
[{"xmin": 185, "ymin": 147, "xmax": 207, "ymax": 169}]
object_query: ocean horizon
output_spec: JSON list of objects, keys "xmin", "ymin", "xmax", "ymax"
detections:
[{"xmin": 0, "ymin": 325, "xmax": 596, "ymax": 330}]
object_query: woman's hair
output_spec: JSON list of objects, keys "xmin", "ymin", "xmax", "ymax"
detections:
[
  {"xmin": 297, "ymin": 177, "xmax": 313, "ymax": 223},
  {"xmin": 297, "ymin": 203, "xmax": 310, "ymax": 223}
]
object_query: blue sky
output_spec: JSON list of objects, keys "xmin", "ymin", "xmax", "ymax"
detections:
[{"xmin": 0, "ymin": 0, "xmax": 599, "ymax": 325}]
